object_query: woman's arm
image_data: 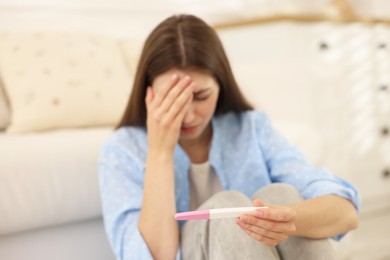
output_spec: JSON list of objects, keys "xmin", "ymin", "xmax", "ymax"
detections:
[
  {"xmin": 288, "ymin": 195, "xmax": 358, "ymax": 238},
  {"xmin": 138, "ymin": 74, "xmax": 194, "ymax": 259},
  {"xmin": 139, "ymin": 150, "xmax": 178, "ymax": 259},
  {"xmin": 237, "ymin": 112, "xmax": 360, "ymax": 246},
  {"xmin": 236, "ymin": 195, "xmax": 358, "ymax": 246}
]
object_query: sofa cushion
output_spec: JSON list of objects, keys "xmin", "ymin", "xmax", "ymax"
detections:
[
  {"xmin": 0, "ymin": 128, "xmax": 112, "ymax": 235},
  {"xmin": 0, "ymin": 78, "xmax": 10, "ymax": 130},
  {"xmin": 0, "ymin": 32, "xmax": 132, "ymax": 133}
]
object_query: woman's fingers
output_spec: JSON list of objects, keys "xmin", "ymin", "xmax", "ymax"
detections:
[
  {"xmin": 156, "ymin": 75, "xmax": 192, "ymax": 115},
  {"xmin": 241, "ymin": 228, "xmax": 281, "ymax": 247},
  {"xmin": 164, "ymin": 83, "xmax": 194, "ymax": 125},
  {"xmin": 236, "ymin": 206, "xmax": 297, "ymax": 246},
  {"xmin": 239, "ymin": 215, "xmax": 295, "ymax": 233},
  {"xmin": 151, "ymin": 73, "xmax": 179, "ymax": 109},
  {"xmin": 251, "ymin": 206, "xmax": 297, "ymax": 223},
  {"xmin": 252, "ymin": 199, "xmax": 265, "ymax": 207},
  {"xmin": 145, "ymin": 73, "xmax": 194, "ymax": 151},
  {"xmin": 149, "ymin": 74, "xmax": 194, "ymax": 127},
  {"xmin": 237, "ymin": 214, "xmax": 289, "ymax": 234},
  {"xmin": 236, "ymin": 217, "xmax": 291, "ymax": 246},
  {"xmin": 145, "ymin": 87, "xmax": 154, "ymax": 110}
]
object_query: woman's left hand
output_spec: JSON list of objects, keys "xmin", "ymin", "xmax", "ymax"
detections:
[{"xmin": 236, "ymin": 200, "xmax": 297, "ymax": 247}]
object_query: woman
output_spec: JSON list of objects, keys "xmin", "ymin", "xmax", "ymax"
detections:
[{"xmin": 98, "ymin": 14, "xmax": 359, "ymax": 260}]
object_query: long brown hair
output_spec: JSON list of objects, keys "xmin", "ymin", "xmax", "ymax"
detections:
[{"xmin": 117, "ymin": 14, "xmax": 253, "ymax": 128}]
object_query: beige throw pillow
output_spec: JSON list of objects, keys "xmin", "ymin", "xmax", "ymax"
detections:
[{"xmin": 0, "ymin": 32, "xmax": 133, "ymax": 133}]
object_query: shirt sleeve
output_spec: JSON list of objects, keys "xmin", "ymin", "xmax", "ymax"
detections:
[
  {"xmin": 254, "ymin": 111, "xmax": 360, "ymax": 240},
  {"xmin": 98, "ymin": 141, "xmax": 153, "ymax": 260}
]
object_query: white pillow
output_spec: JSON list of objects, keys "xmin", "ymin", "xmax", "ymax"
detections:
[
  {"xmin": 0, "ymin": 78, "xmax": 10, "ymax": 130},
  {"xmin": 0, "ymin": 32, "xmax": 133, "ymax": 133}
]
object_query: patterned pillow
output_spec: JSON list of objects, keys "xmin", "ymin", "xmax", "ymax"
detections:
[{"xmin": 0, "ymin": 32, "xmax": 133, "ymax": 133}]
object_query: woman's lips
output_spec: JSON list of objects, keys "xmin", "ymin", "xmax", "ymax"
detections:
[{"xmin": 181, "ymin": 125, "xmax": 197, "ymax": 133}]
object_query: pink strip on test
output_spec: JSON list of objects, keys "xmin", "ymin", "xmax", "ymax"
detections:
[
  {"xmin": 175, "ymin": 207, "xmax": 268, "ymax": 221},
  {"xmin": 175, "ymin": 209, "xmax": 210, "ymax": 220}
]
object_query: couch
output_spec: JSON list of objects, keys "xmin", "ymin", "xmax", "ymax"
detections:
[
  {"xmin": 0, "ymin": 27, "xmax": 332, "ymax": 259},
  {"xmin": 0, "ymin": 32, "xmax": 131, "ymax": 260}
]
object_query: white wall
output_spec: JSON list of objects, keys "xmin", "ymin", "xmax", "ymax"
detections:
[{"xmin": 0, "ymin": 0, "xmax": 247, "ymax": 37}]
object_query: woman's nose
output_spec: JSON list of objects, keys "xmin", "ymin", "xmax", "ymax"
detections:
[{"xmin": 183, "ymin": 105, "xmax": 195, "ymax": 124}]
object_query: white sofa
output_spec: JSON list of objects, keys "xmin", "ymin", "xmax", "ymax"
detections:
[
  {"xmin": 0, "ymin": 25, "xmax": 325, "ymax": 260},
  {"xmin": 0, "ymin": 121, "xmax": 115, "ymax": 258},
  {"xmin": 0, "ymin": 33, "xmax": 125, "ymax": 260}
]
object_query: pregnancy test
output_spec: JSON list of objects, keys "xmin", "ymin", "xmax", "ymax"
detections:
[{"xmin": 175, "ymin": 206, "xmax": 268, "ymax": 220}]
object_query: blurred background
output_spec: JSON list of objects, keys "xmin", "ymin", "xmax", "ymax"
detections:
[{"xmin": 0, "ymin": 0, "xmax": 389, "ymax": 259}]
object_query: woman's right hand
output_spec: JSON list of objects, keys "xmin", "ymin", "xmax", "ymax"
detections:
[{"xmin": 145, "ymin": 73, "xmax": 194, "ymax": 153}]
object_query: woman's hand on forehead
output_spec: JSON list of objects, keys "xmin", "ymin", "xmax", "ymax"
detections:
[{"xmin": 145, "ymin": 72, "xmax": 195, "ymax": 152}]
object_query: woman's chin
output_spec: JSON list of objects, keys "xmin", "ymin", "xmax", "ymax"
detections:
[{"xmin": 179, "ymin": 123, "xmax": 210, "ymax": 142}]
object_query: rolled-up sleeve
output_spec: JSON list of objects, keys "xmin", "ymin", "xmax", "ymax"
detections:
[
  {"xmin": 255, "ymin": 112, "xmax": 360, "ymax": 239},
  {"xmin": 98, "ymin": 142, "xmax": 153, "ymax": 260}
]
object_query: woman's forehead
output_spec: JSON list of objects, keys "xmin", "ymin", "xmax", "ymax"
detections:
[
  {"xmin": 160, "ymin": 68, "xmax": 209, "ymax": 78},
  {"xmin": 153, "ymin": 68, "xmax": 217, "ymax": 90}
]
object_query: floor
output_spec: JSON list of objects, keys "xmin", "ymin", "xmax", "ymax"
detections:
[
  {"xmin": 0, "ymin": 218, "xmax": 115, "ymax": 260},
  {"xmin": 334, "ymin": 206, "xmax": 390, "ymax": 260},
  {"xmin": 0, "ymin": 208, "xmax": 389, "ymax": 260}
]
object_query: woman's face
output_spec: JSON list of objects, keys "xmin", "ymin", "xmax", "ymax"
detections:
[{"xmin": 152, "ymin": 68, "xmax": 219, "ymax": 141}]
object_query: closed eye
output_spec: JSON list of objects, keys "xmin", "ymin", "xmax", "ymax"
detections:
[
  {"xmin": 193, "ymin": 88, "xmax": 212, "ymax": 101},
  {"xmin": 194, "ymin": 95, "xmax": 210, "ymax": 101}
]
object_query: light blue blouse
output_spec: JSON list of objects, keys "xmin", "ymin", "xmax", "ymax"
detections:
[{"xmin": 98, "ymin": 110, "xmax": 359, "ymax": 260}]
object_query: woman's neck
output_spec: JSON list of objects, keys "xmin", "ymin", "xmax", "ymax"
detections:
[{"xmin": 179, "ymin": 124, "xmax": 212, "ymax": 164}]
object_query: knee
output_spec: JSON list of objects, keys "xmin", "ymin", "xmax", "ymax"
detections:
[
  {"xmin": 252, "ymin": 183, "xmax": 303, "ymax": 204},
  {"xmin": 262, "ymin": 183, "xmax": 300, "ymax": 195},
  {"xmin": 207, "ymin": 190, "xmax": 251, "ymax": 208}
]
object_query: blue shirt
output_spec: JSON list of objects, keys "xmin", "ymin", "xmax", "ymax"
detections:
[{"xmin": 98, "ymin": 110, "xmax": 360, "ymax": 260}]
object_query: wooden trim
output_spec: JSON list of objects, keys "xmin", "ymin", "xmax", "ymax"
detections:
[
  {"xmin": 213, "ymin": 0, "xmax": 389, "ymax": 30},
  {"xmin": 213, "ymin": 15, "xmax": 390, "ymax": 30}
]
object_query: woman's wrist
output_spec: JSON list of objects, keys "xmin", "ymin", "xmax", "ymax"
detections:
[{"xmin": 147, "ymin": 147, "xmax": 175, "ymax": 163}]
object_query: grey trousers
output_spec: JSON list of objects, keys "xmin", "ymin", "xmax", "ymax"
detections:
[{"xmin": 181, "ymin": 183, "xmax": 337, "ymax": 260}]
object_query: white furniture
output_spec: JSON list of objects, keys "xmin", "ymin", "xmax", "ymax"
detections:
[
  {"xmin": 219, "ymin": 22, "xmax": 390, "ymax": 213},
  {"xmin": 1, "ymin": 1, "xmax": 389, "ymax": 259}
]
